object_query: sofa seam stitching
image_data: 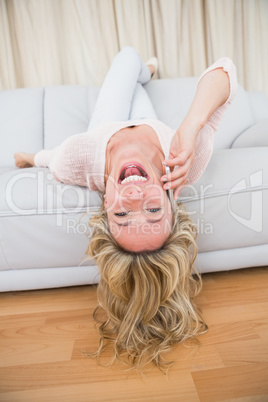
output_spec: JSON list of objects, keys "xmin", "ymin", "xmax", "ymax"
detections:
[
  {"xmin": 198, "ymin": 243, "xmax": 268, "ymax": 254},
  {"xmin": 0, "ymin": 208, "xmax": 100, "ymax": 217},
  {"xmin": 178, "ymin": 185, "xmax": 268, "ymax": 203}
]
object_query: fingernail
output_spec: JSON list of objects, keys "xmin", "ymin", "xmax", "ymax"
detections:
[
  {"xmin": 161, "ymin": 176, "xmax": 167, "ymax": 182},
  {"xmin": 164, "ymin": 184, "xmax": 170, "ymax": 190},
  {"xmin": 162, "ymin": 161, "xmax": 167, "ymax": 165}
]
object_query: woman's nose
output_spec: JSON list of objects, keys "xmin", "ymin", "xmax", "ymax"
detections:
[{"xmin": 125, "ymin": 186, "xmax": 144, "ymax": 199}]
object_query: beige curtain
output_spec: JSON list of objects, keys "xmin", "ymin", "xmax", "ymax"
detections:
[
  {"xmin": 205, "ymin": 0, "xmax": 268, "ymax": 95},
  {"xmin": 0, "ymin": 0, "xmax": 267, "ymax": 95}
]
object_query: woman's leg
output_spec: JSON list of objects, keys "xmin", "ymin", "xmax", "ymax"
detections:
[
  {"xmin": 129, "ymin": 83, "xmax": 157, "ymax": 120},
  {"xmin": 14, "ymin": 48, "xmax": 156, "ymax": 169},
  {"xmin": 88, "ymin": 47, "xmax": 156, "ymax": 129}
]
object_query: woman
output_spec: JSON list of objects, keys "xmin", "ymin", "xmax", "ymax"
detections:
[{"xmin": 15, "ymin": 47, "xmax": 237, "ymax": 371}]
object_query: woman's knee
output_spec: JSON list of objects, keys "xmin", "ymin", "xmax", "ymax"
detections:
[
  {"xmin": 120, "ymin": 46, "xmax": 137, "ymax": 55},
  {"xmin": 118, "ymin": 46, "xmax": 140, "ymax": 63}
]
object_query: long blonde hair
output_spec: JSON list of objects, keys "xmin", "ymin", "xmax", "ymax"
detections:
[{"xmin": 86, "ymin": 201, "xmax": 208, "ymax": 372}]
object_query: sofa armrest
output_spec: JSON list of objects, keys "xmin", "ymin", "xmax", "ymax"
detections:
[{"xmin": 231, "ymin": 119, "xmax": 268, "ymax": 149}]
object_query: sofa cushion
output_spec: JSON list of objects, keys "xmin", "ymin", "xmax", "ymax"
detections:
[
  {"xmin": 145, "ymin": 81, "xmax": 255, "ymax": 151},
  {"xmin": 211, "ymin": 85, "xmax": 255, "ymax": 150},
  {"xmin": 1, "ymin": 145, "xmax": 267, "ymax": 271},
  {"xmin": 0, "ymin": 81, "xmax": 259, "ymax": 169},
  {"xmin": 44, "ymin": 86, "xmax": 100, "ymax": 149},
  {"xmin": 231, "ymin": 119, "xmax": 268, "ymax": 148},
  {"xmin": 247, "ymin": 91, "xmax": 268, "ymax": 123},
  {"xmin": 0, "ymin": 167, "xmax": 101, "ymax": 271},
  {"xmin": 0, "ymin": 88, "xmax": 44, "ymax": 168},
  {"xmin": 179, "ymin": 147, "xmax": 268, "ymax": 253}
]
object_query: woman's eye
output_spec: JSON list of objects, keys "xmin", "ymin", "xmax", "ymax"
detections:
[
  {"xmin": 147, "ymin": 208, "xmax": 162, "ymax": 213},
  {"xmin": 114, "ymin": 212, "xmax": 128, "ymax": 217}
]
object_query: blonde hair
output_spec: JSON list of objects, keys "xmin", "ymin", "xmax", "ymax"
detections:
[{"xmin": 86, "ymin": 201, "xmax": 208, "ymax": 373}]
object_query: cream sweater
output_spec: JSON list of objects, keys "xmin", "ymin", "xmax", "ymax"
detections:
[{"xmin": 34, "ymin": 57, "xmax": 237, "ymax": 192}]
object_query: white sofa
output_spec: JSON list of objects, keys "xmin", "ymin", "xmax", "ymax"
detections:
[{"xmin": 1, "ymin": 78, "xmax": 268, "ymax": 292}]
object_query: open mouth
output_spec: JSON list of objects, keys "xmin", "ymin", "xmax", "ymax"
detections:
[{"xmin": 118, "ymin": 163, "xmax": 149, "ymax": 185}]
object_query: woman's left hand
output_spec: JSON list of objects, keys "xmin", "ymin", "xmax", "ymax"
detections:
[{"xmin": 161, "ymin": 120, "xmax": 200, "ymax": 199}]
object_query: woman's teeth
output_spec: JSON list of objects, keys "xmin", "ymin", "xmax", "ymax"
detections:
[{"xmin": 121, "ymin": 175, "xmax": 148, "ymax": 185}]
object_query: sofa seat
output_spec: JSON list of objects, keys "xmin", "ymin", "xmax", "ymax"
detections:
[{"xmin": 0, "ymin": 167, "xmax": 101, "ymax": 290}]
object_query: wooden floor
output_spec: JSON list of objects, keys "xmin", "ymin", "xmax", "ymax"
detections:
[{"xmin": 0, "ymin": 266, "xmax": 268, "ymax": 402}]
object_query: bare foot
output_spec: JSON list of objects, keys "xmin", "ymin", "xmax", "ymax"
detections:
[
  {"xmin": 146, "ymin": 57, "xmax": 158, "ymax": 77},
  {"xmin": 147, "ymin": 64, "xmax": 156, "ymax": 76},
  {"xmin": 14, "ymin": 152, "xmax": 35, "ymax": 168}
]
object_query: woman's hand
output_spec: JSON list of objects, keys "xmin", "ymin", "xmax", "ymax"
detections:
[{"xmin": 161, "ymin": 120, "xmax": 201, "ymax": 198}]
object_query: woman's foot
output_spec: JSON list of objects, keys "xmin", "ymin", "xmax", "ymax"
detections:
[
  {"xmin": 14, "ymin": 152, "xmax": 35, "ymax": 168},
  {"xmin": 146, "ymin": 57, "xmax": 159, "ymax": 77}
]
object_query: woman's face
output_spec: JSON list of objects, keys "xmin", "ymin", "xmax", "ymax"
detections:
[{"xmin": 104, "ymin": 156, "xmax": 173, "ymax": 252}]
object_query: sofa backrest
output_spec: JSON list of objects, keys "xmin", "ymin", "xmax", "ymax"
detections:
[
  {"xmin": 1, "ymin": 79, "xmax": 267, "ymax": 168},
  {"xmin": 144, "ymin": 79, "xmax": 266, "ymax": 150}
]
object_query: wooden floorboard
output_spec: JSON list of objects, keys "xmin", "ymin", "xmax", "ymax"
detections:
[{"xmin": 0, "ymin": 266, "xmax": 268, "ymax": 401}]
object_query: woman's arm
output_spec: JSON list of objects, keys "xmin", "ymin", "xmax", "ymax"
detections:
[{"xmin": 162, "ymin": 58, "xmax": 237, "ymax": 198}]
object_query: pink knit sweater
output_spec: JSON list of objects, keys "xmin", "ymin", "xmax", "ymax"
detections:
[{"xmin": 34, "ymin": 58, "xmax": 237, "ymax": 192}]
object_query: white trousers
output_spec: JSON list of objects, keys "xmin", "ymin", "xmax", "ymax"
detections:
[{"xmin": 88, "ymin": 47, "xmax": 157, "ymax": 130}]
